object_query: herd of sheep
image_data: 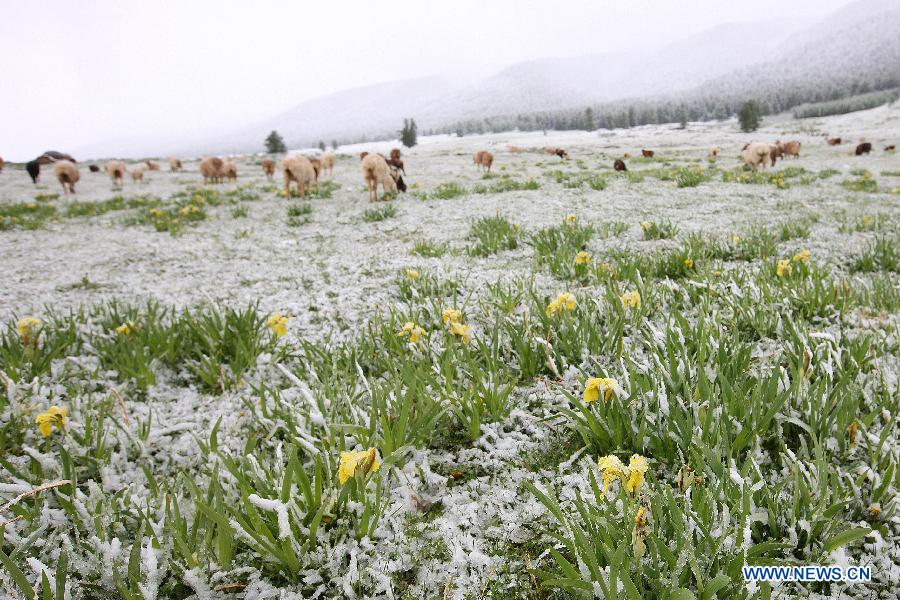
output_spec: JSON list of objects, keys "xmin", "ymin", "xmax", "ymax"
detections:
[{"xmin": 1, "ymin": 134, "xmax": 895, "ymax": 199}]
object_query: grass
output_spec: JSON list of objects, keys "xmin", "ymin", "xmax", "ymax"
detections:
[
  {"xmin": 466, "ymin": 215, "xmax": 520, "ymax": 256},
  {"xmin": 362, "ymin": 203, "xmax": 398, "ymax": 222},
  {"xmin": 409, "ymin": 238, "xmax": 450, "ymax": 257},
  {"xmin": 287, "ymin": 203, "xmax": 312, "ymax": 226},
  {"xmin": 639, "ymin": 219, "xmax": 679, "ymax": 240}
]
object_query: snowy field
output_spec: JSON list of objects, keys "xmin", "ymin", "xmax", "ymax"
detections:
[{"xmin": 0, "ymin": 106, "xmax": 898, "ymax": 599}]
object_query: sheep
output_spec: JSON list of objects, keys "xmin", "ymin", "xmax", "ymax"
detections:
[
  {"xmin": 507, "ymin": 145, "xmax": 522, "ymax": 154},
  {"xmin": 222, "ymin": 160, "xmax": 238, "ymax": 183},
  {"xmin": 623, "ymin": 152, "xmax": 632, "ymax": 159},
  {"xmin": 24, "ymin": 151, "xmax": 77, "ymax": 184},
  {"xmin": 53, "ymin": 160, "xmax": 80, "ymax": 194},
  {"xmin": 782, "ymin": 141, "xmax": 801, "ymax": 158},
  {"xmin": 709, "ymin": 147, "xmax": 719, "ymax": 161},
  {"xmin": 169, "ymin": 158, "xmax": 183, "ymax": 172},
  {"xmin": 827, "ymin": 137, "xmax": 842, "ymax": 145},
  {"xmin": 361, "ymin": 153, "xmax": 398, "ymax": 201},
  {"xmin": 26, "ymin": 161, "xmax": 40, "ymax": 183},
  {"xmin": 88, "ymin": 164, "xmax": 100, "ymax": 173},
  {"xmin": 131, "ymin": 166, "xmax": 146, "ymax": 183},
  {"xmin": 145, "ymin": 160, "xmax": 160, "ymax": 171},
  {"xmin": 473, "ymin": 150, "xmax": 494, "ymax": 173},
  {"xmin": 262, "ymin": 159, "xmax": 276, "ymax": 179},
  {"xmin": 641, "ymin": 149, "xmax": 655, "ymax": 158},
  {"xmin": 321, "ymin": 152, "xmax": 336, "ymax": 177},
  {"xmin": 885, "ymin": 145, "xmax": 896, "ymax": 152},
  {"xmin": 0, "ymin": 156, "xmax": 5, "ymax": 172},
  {"xmin": 386, "ymin": 148, "xmax": 405, "ymax": 174},
  {"xmin": 308, "ymin": 157, "xmax": 322, "ymax": 183},
  {"xmin": 281, "ymin": 155, "xmax": 316, "ymax": 198},
  {"xmin": 105, "ymin": 160, "xmax": 127, "ymax": 186},
  {"xmin": 199, "ymin": 156, "xmax": 224, "ymax": 183},
  {"xmin": 769, "ymin": 143, "xmax": 783, "ymax": 167},
  {"xmin": 742, "ymin": 142, "xmax": 771, "ymax": 171},
  {"xmin": 614, "ymin": 159, "xmax": 627, "ymax": 172},
  {"xmin": 542, "ymin": 146, "xmax": 568, "ymax": 159},
  {"xmin": 855, "ymin": 142, "xmax": 872, "ymax": 156}
]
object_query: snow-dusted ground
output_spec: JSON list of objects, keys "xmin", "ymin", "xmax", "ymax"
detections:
[{"xmin": 0, "ymin": 106, "xmax": 898, "ymax": 599}]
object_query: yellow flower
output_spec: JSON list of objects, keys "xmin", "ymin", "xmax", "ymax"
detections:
[
  {"xmin": 149, "ymin": 208, "xmax": 165, "ymax": 218},
  {"xmin": 35, "ymin": 406, "xmax": 67, "ymax": 437},
  {"xmin": 405, "ymin": 269, "xmax": 420, "ymax": 279},
  {"xmin": 441, "ymin": 308, "xmax": 462, "ymax": 324},
  {"xmin": 683, "ymin": 258, "xmax": 694, "ymax": 269},
  {"xmin": 776, "ymin": 259, "xmax": 792, "ymax": 278},
  {"xmin": 398, "ymin": 321, "xmax": 426, "ymax": 343},
  {"xmin": 17, "ymin": 317, "xmax": 42, "ymax": 346},
  {"xmin": 639, "ymin": 221, "xmax": 651, "ymax": 232},
  {"xmin": 575, "ymin": 250, "xmax": 591, "ymax": 265},
  {"xmin": 620, "ymin": 290, "xmax": 641, "ymax": 309},
  {"xmin": 267, "ymin": 313, "xmax": 288, "ymax": 337},
  {"xmin": 625, "ymin": 454, "xmax": 649, "ymax": 494},
  {"xmin": 731, "ymin": 235, "xmax": 741, "ymax": 244},
  {"xmin": 583, "ymin": 377, "xmax": 617, "ymax": 404},
  {"xmin": 597, "ymin": 455, "xmax": 626, "ymax": 492},
  {"xmin": 634, "ymin": 505, "xmax": 648, "ymax": 528},
  {"xmin": 564, "ymin": 214, "xmax": 578, "ymax": 224},
  {"xmin": 862, "ymin": 214, "xmax": 874, "ymax": 225},
  {"xmin": 449, "ymin": 320, "xmax": 472, "ymax": 343},
  {"xmin": 868, "ymin": 503, "xmax": 881, "ymax": 517},
  {"xmin": 546, "ymin": 292, "xmax": 576, "ymax": 316},
  {"xmin": 115, "ymin": 321, "xmax": 138, "ymax": 336},
  {"xmin": 337, "ymin": 448, "xmax": 381, "ymax": 485},
  {"xmin": 792, "ymin": 249, "xmax": 810, "ymax": 263}
]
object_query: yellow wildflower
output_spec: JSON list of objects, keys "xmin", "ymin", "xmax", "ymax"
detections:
[
  {"xmin": 583, "ymin": 377, "xmax": 617, "ymax": 404},
  {"xmin": 115, "ymin": 321, "xmax": 138, "ymax": 336},
  {"xmin": 267, "ymin": 313, "xmax": 288, "ymax": 337},
  {"xmin": 634, "ymin": 505, "xmax": 648, "ymax": 528},
  {"xmin": 405, "ymin": 269, "xmax": 420, "ymax": 279},
  {"xmin": 546, "ymin": 292, "xmax": 576, "ymax": 316},
  {"xmin": 149, "ymin": 208, "xmax": 165, "ymax": 218},
  {"xmin": 868, "ymin": 503, "xmax": 881, "ymax": 517},
  {"xmin": 449, "ymin": 320, "xmax": 472, "ymax": 343},
  {"xmin": 731, "ymin": 235, "xmax": 741, "ymax": 244},
  {"xmin": 441, "ymin": 308, "xmax": 462, "ymax": 324},
  {"xmin": 683, "ymin": 258, "xmax": 694, "ymax": 269},
  {"xmin": 564, "ymin": 214, "xmax": 578, "ymax": 224},
  {"xmin": 639, "ymin": 221, "xmax": 651, "ymax": 232},
  {"xmin": 35, "ymin": 406, "xmax": 67, "ymax": 437},
  {"xmin": 398, "ymin": 321, "xmax": 426, "ymax": 343},
  {"xmin": 792, "ymin": 249, "xmax": 810, "ymax": 263},
  {"xmin": 620, "ymin": 290, "xmax": 641, "ymax": 309},
  {"xmin": 862, "ymin": 214, "xmax": 874, "ymax": 226},
  {"xmin": 575, "ymin": 250, "xmax": 591, "ymax": 265},
  {"xmin": 776, "ymin": 259, "xmax": 792, "ymax": 278},
  {"xmin": 625, "ymin": 454, "xmax": 649, "ymax": 494},
  {"xmin": 337, "ymin": 448, "xmax": 381, "ymax": 485},
  {"xmin": 17, "ymin": 317, "xmax": 42, "ymax": 346},
  {"xmin": 597, "ymin": 455, "xmax": 626, "ymax": 492}
]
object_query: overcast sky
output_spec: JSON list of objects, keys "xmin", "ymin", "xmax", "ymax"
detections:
[{"xmin": 1, "ymin": 0, "xmax": 852, "ymax": 161}]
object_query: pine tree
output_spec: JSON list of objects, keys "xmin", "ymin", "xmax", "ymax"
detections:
[
  {"xmin": 318, "ymin": 140, "xmax": 326, "ymax": 151},
  {"xmin": 584, "ymin": 107, "xmax": 595, "ymax": 131},
  {"xmin": 331, "ymin": 140, "xmax": 338, "ymax": 150},
  {"xmin": 738, "ymin": 101, "xmax": 761, "ymax": 132},
  {"xmin": 400, "ymin": 118, "xmax": 418, "ymax": 148},
  {"xmin": 264, "ymin": 130, "xmax": 287, "ymax": 153}
]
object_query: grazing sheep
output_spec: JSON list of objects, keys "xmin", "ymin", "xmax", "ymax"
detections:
[
  {"xmin": 24, "ymin": 151, "xmax": 77, "ymax": 184},
  {"xmin": 169, "ymin": 158, "xmax": 183, "ymax": 172},
  {"xmin": 88, "ymin": 164, "xmax": 100, "ymax": 173},
  {"xmin": 53, "ymin": 160, "xmax": 80, "ymax": 194},
  {"xmin": 308, "ymin": 157, "xmax": 322, "ymax": 182},
  {"xmin": 145, "ymin": 160, "xmax": 160, "ymax": 171},
  {"xmin": 199, "ymin": 156, "xmax": 224, "ymax": 183},
  {"xmin": 614, "ymin": 159, "xmax": 627, "ymax": 172},
  {"xmin": 855, "ymin": 142, "xmax": 872, "ymax": 156},
  {"xmin": 709, "ymin": 147, "xmax": 719, "ymax": 161},
  {"xmin": 742, "ymin": 142, "xmax": 771, "ymax": 171},
  {"xmin": 885, "ymin": 145, "xmax": 896, "ymax": 152},
  {"xmin": 321, "ymin": 152, "xmax": 336, "ymax": 177},
  {"xmin": 641, "ymin": 149, "xmax": 655, "ymax": 158},
  {"xmin": 473, "ymin": 150, "xmax": 494, "ymax": 173},
  {"xmin": 281, "ymin": 155, "xmax": 316, "ymax": 198},
  {"xmin": 262, "ymin": 159, "xmax": 276, "ymax": 179},
  {"xmin": 131, "ymin": 166, "xmax": 146, "ymax": 183},
  {"xmin": 782, "ymin": 141, "xmax": 801, "ymax": 159},
  {"xmin": 507, "ymin": 145, "xmax": 522, "ymax": 154},
  {"xmin": 0, "ymin": 156, "xmax": 5, "ymax": 172},
  {"xmin": 105, "ymin": 160, "xmax": 127, "ymax": 186},
  {"xmin": 623, "ymin": 152, "xmax": 632, "ymax": 159},
  {"xmin": 542, "ymin": 147, "xmax": 568, "ymax": 159},
  {"xmin": 26, "ymin": 161, "xmax": 40, "ymax": 183},
  {"xmin": 769, "ymin": 143, "xmax": 783, "ymax": 167},
  {"xmin": 222, "ymin": 160, "xmax": 238, "ymax": 182},
  {"xmin": 827, "ymin": 137, "xmax": 842, "ymax": 145},
  {"xmin": 361, "ymin": 153, "xmax": 398, "ymax": 201}
]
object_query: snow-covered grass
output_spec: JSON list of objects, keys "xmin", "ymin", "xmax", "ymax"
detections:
[{"xmin": 0, "ymin": 107, "xmax": 898, "ymax": 599}]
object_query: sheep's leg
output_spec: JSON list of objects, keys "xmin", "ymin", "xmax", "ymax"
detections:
[{"xmin": 284, "ymin": 173, "xmax": 291, "ymax": 197}]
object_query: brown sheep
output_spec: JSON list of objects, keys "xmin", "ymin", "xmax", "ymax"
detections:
[
  {"xmin": 308, "ymin": 157, "xmax": 322, "ymax": 184},
  {"xmin": 781, "ymin": 141, "xmax": 801, "ymax": 159},
  {"xmin": 769, "ymin": 143, "xmax": 783, "ymax": 167},
  {"xmin": 199, "ymin": 156, "xmax": 224, "ymax": 183},
  {"xmin": 474, "ymin": 150, "xmax": 494, "ymax": 173},
  {"xmin": 614, "ymin": 159, "xmax": 627, "ymax": 172},
  {"xmin": 222, "ymin": 160, "xmax": 238, "ymax": 183},
  {"xmin": 742, "ymin": 142, "xmax": 771, "ymax": 171},
  {"xmin": 321, "ymin": 152, "xmax": 336, "ymax": 177},
  {"xmin": 507, "ymin": 145, "xmax": 522, "ymax": 154},
  {"xmin": 169, "ymin": 158, "xmax": 183, "ymax": 172},
  {"xmin": 262, "ymin": 159, "xmax": 276, "ymax": 179},
  {"xmin": 855, "ymin": 142, "xmax": 872, "ymax": 156},
  {"xmin": 827, "ymin": 138, "xmax": 841, "ymax": 146},
  {"xmin": 53, "ymin": 160, "xmax": 80, "ymax": 194},
  {"xmin": 105, "ymin": 160, "xmax": 127, "ymax": 186},
  {"xmin": 641, "ymin": 149, "xmax": 655, "ymax": 158},
  {"xmin": 281, "ymin": 155, "xmax": 316, "ymax": 198},
  {"xmin": 623, "ymin": 152, "xmax": 632, "ymax": 159},
  {"xmin": 709, "ymin": 147, "xmax": 719, "ymax": 161},
  {"xmin": 131, "ymin": 167, "xmax": 146, "ymax": 183},
  {"xmin": 361, "ymin": 153, "xmax": 398, "ymax": 201},
  {"xmin": 145, "ymin": 160, "xmax": 160, "ymax": 171},
  {"xmin": 885, "ymin": 145, "xmax": 896, "ymax": 152},
  {"xmin": 0, "ymin": 156, "xmax": 4, "ymax": 172}
]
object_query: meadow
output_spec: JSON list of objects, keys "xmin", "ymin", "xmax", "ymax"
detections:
[{"xmin": 0, "ymin": 108, "xmax": 898, "ymax": 599}]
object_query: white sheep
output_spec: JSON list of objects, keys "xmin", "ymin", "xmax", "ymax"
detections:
[
  {"xmin": 105, "ymin": 160, "xmax": 127, "ymax": 186},
  {"xmin": 361, "ymin": 153, "xmax": 398, "ymax": 201},
  {"xmin": 281, "ymin": 155, "xmax": 316, "ymax": 198},
  {"xmin": 53, "ymin": 160, "xmax": 80, "ymax": 194}
]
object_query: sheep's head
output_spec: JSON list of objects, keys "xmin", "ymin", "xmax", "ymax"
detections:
[
  {"xmin": 359, "ymin": 152, "xmax": 369, "ymax": 160},
  {"xmin": 390, "ymin": 167, "xmax": 406, "ymax": 192}
]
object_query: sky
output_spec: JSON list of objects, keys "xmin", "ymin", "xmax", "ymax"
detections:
[{"xmin": 0, "ymin": 0, "xmax": 854, "ymax": 161}]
